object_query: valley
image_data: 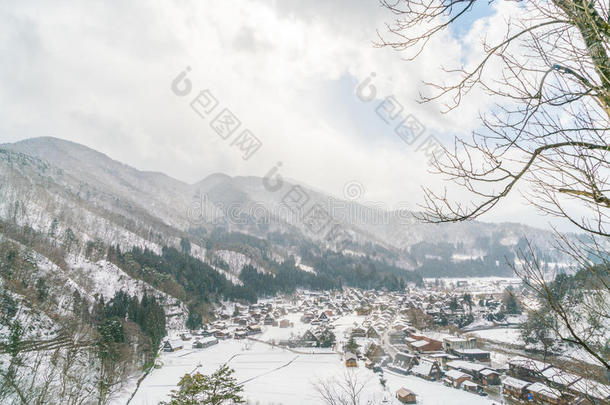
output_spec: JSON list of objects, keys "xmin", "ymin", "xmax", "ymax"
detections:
[
  {"xmin": 0, "ymin": 138, "xmax": 607, "ymax": 405},
  {"xmin": 122, "ymin": 283, "xmax": 608, "ymax": 405}
]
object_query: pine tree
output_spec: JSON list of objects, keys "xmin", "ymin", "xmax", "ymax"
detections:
[
  {"xmin": 502, "ymin": 287, "xmax": 522, "ymax": 315},
  {"xmin": 7, "ymin": 320, "xmax": 23, "ymax": 357},
  {"xmin": 344, "ymin": 336, "xmax": 359, "ymax": 354},
  {"xmin": 35, "ymin": 278, "xmax": 49, "ymax": 302},
  {"xmin": 162, "ymin": 364, "xmax": 244, "ymax": 405},
  {"xmin": 180, "ymin": 238, "xmax": 191, "ymax": 255},
  {"xmin": 449, "ymin": 296, "xmax": 459, "ymax": 312},
  {"xmin": 186, "ymin": 308, "xmax": 202, "ymax": 331},
  {"xmin": 463, "ymin": 293, "xmax": 473, "ymax": 313}
]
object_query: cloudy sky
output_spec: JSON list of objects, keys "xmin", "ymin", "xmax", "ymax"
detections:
[{"xmin": 1, "ymin": 0, "xmax": 568, "ymax": 229}]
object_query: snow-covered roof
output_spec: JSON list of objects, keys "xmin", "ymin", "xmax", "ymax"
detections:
[
  {"xmin": 569, "ymin": 378, "xmax": 610, "ymax": 400},
  {"xmin": 345, "ymin": 352, "xmax": 357, "ymax": 360},
  {"xmin": 454, "ymin": 348, "xmax": 489, "ymax": 355},
  {"xmin": 411, "ymin": 361, "xmax": 434, "ymax": 375},
  {"xmin": 508, "ymin": 355, "xmax": 550, "ymax": 372},
  {"xmin": 445, "ymin": 370, "xmax": 469, "ymax": 380},
  {"xmin": 200, "ymin": 336, "xmax": 218, "ymax": 344},
  {"xmin": 396, "ymin": 387, "xmax": 415, "ymax": 397},
  {"xmin": 444, "ymin": 336, "xmax": 468, "ymax": 342},
  {"xmin": 446, "ymin": 360, "xmax": 488, "ymax": 372},
  {"xmin": 502, "ymin": 376, "xmax": 531, "ymax": 390},
  {"xmin": 411, "ymin": 340, "xmax": 429, "ymax": 348},
  {"xmin": 541, "ymin": 367, "xmax": 580, "ymax": 386},
  {"xmin": 526, "ymin": 382, "xmax": 561, "ymax": 399}
]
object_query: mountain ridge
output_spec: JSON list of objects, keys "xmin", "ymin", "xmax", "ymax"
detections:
[{"xmin": 0, "ymin": 136, "xmax": 570, "ymax": 277}]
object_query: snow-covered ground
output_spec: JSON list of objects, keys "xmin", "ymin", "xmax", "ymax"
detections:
[
  {"xmin": 424, "ymin": 277, "xmax": 521, "ymax": 295},
  {"xmin": 126, "ymin": 340, "xmax": 496, "ymax": 405},
  {"xmin": 256, "ymin": 312, "xmax": 311, "ymax": 342},
  {"xmin": 124, "ymin": 311, "xmax": 497, "ymax": 405},
  {"xmin": 471, "ymin": 328, "xmax": 524, "ymax": 345}
]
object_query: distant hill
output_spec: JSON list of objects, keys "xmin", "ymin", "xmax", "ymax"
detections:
[{"xmin": 0, "ymin": 136, "xmax": 571, "ymax": 281}]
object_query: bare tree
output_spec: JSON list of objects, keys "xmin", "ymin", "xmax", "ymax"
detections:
[
  {"xmin": 313, "ymin": 370, "xmax": 369, "ymax": 405},
  {"xmin": 377, "ymin": 0, "xmax": 609, "ymax": 371},
  {"xmin": 0, "ymin": 319, "xmax": 100, "ymax": 405}
]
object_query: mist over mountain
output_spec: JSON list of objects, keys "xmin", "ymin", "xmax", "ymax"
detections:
[
  {"xmin": 0, "ymin": 136, "xmax": 570, "ymax": 279},
  {"xmin": 0, "ymin": 138, "xmax": 580, "ymax": 404}
]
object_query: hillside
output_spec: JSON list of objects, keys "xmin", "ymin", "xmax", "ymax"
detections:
[
  {"xmin": 1, "ymin": 137, "xmax": 569, "ymax": 275},
  {"xmin": 0, "ymin": 136, "xmax": 578, "ymax": 404}
]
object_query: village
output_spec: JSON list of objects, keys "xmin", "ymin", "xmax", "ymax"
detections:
[{"xmin": 132, "ymin": 280, "xmax": 609, "ymax": 405}]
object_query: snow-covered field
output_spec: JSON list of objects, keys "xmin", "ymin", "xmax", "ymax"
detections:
[
  {"xmin": 126, "ymin": 311, "xmax": 497, "ymax": 405},
  {"xmin": 424, "ymin": 277, "xmax": 521, "ymax": 295},
  {"xmin": 127, "ymin": 340, "xmax": 496, "ymax": 405},
  {"xmin": 471, "ymin": 328, "xmax": 524, "ymax": 345}
]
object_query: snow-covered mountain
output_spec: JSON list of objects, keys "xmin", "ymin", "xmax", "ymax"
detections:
[
  {"xmin": 0, "ymin": 136, "xmax": 575, "ymax": 404},
  {"xmin": 0, "ymin": 136, "xmax": 568, "ymax": 276}
]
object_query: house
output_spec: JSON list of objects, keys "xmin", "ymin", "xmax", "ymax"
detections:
[
  {"xmin": 480, "ymin": 368, "xmax": 501, "ymax": 386},
  {"xmin": 214, "ymin": 330, "xmax": 230, "ymax": 340},
  {"xmin": 388, "ymin": 330, "xmax": 406, "ymax": 344},
  {"xmin": 428, "ymin": 353, "xmax": 450, "ymax": 367},
  {"xmin": 408, "ymin": 334, "xmax": 442, "ymax": 352},
  {"xmin": 502, "ymin": 376, "xmax": 531, "ymax": 400},
  {"xmin": 234, "ymin": 331, "xmax": 248, "ymax": 340},
  {"xmin": 392, "ymin": 352, "xmax": 418, "ymax": 373},
  {"xmin": 196, "ymin": 328, "xmax": 208, "ymax": 337},
  {"xmin": 300, "ymin": 330, "xmax": 319, "ymax": 347},
  {"xmin": 395, "ymin": 387, "xmax": 417, "ymax": 404},
  {"xmin": 540, "ymin": 367, "xmax": 581, "ymax": 390},
  {"xmin": 192, "ymin": 336, "xmax": 218, "ymax": 349},
  {"xmin": 263, "ymin": 314, "xmax": 275, "ymax": 325},
  {"xmin": 345, "ymin": 352, "xmax": 358, "ymax": 367},
  {"xmin": 247, "ymin": 325, "xmax": 262, "ymax": 335},
  {"xmin": 163, "ymin": 339, "xmax": 184, "ymax": 352},
  {"xmin": 351, "ymin": 327, "xmax": 366, "ymax": 338},
  {"xmin": 446, "ymin": 360, "xmax": 492, "ymax": 384},
  {"xmin": 318, "ymin": 311, "xmax": 330, "ymax": 322},
  {"xmin": 525, "ymin": 382, "xmax": 563, "ymax": 405},
  {"xmin": 411, "ymin": 360, "xmax": 442, "ymax": 381},
  {"xmin": 567, "ymin": 378, "xmax": 610, "ymax": 404},
  {"xmin": 356, "ymin": 306, "xmax": 371, "ymax": 316},
  {"xmin": 444, "ymin": 370, "xmax": 472, "ymax": 388},
  {"xmin": 443, "ymin": 336, "xmax": 476, "ymax": 352},
  {"xmin": 453, "ymin": 348, "xmax": 491, "ymax": 363},
  {"xmin": 365, "ymin": 342, "xmax": 385, "ymax": 362},
  {"xmin": 409, "ymin": 339, "xmax": 442, "ymax": 353},
  {"xmin": 462, "ymin": 380, "xmax": 480, "ymax": 394},
  {"xmin": 366, "ymin": 326, "xmax": 380, "ymax": 338},
  {"xmin": 508, "ymin": 356, "xmax": 551, "ymax": 381},
  {"xmin": 301, "ymin": 313, "xmax": 314, "ymax": 323}
]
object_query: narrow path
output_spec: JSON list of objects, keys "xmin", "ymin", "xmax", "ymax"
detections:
[
  {"xmin": 237, "ymin": 355, "xmax": 300, "ymax": 385},
  {"xmin": 177, "ymin": 349, "xmax": 195, "ymax": 357},
  {"xmin": 125, "ymin": 347, "xmax": 161, "ymax": 405},
  {"xmin": 247, "ymin": 337, "xmax": 338, "ymax": 355}
]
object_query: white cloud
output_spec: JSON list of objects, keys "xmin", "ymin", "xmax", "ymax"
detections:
[{"xmin": 0, "ymin": 0, "xmax": 567, "ymax": 229}]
